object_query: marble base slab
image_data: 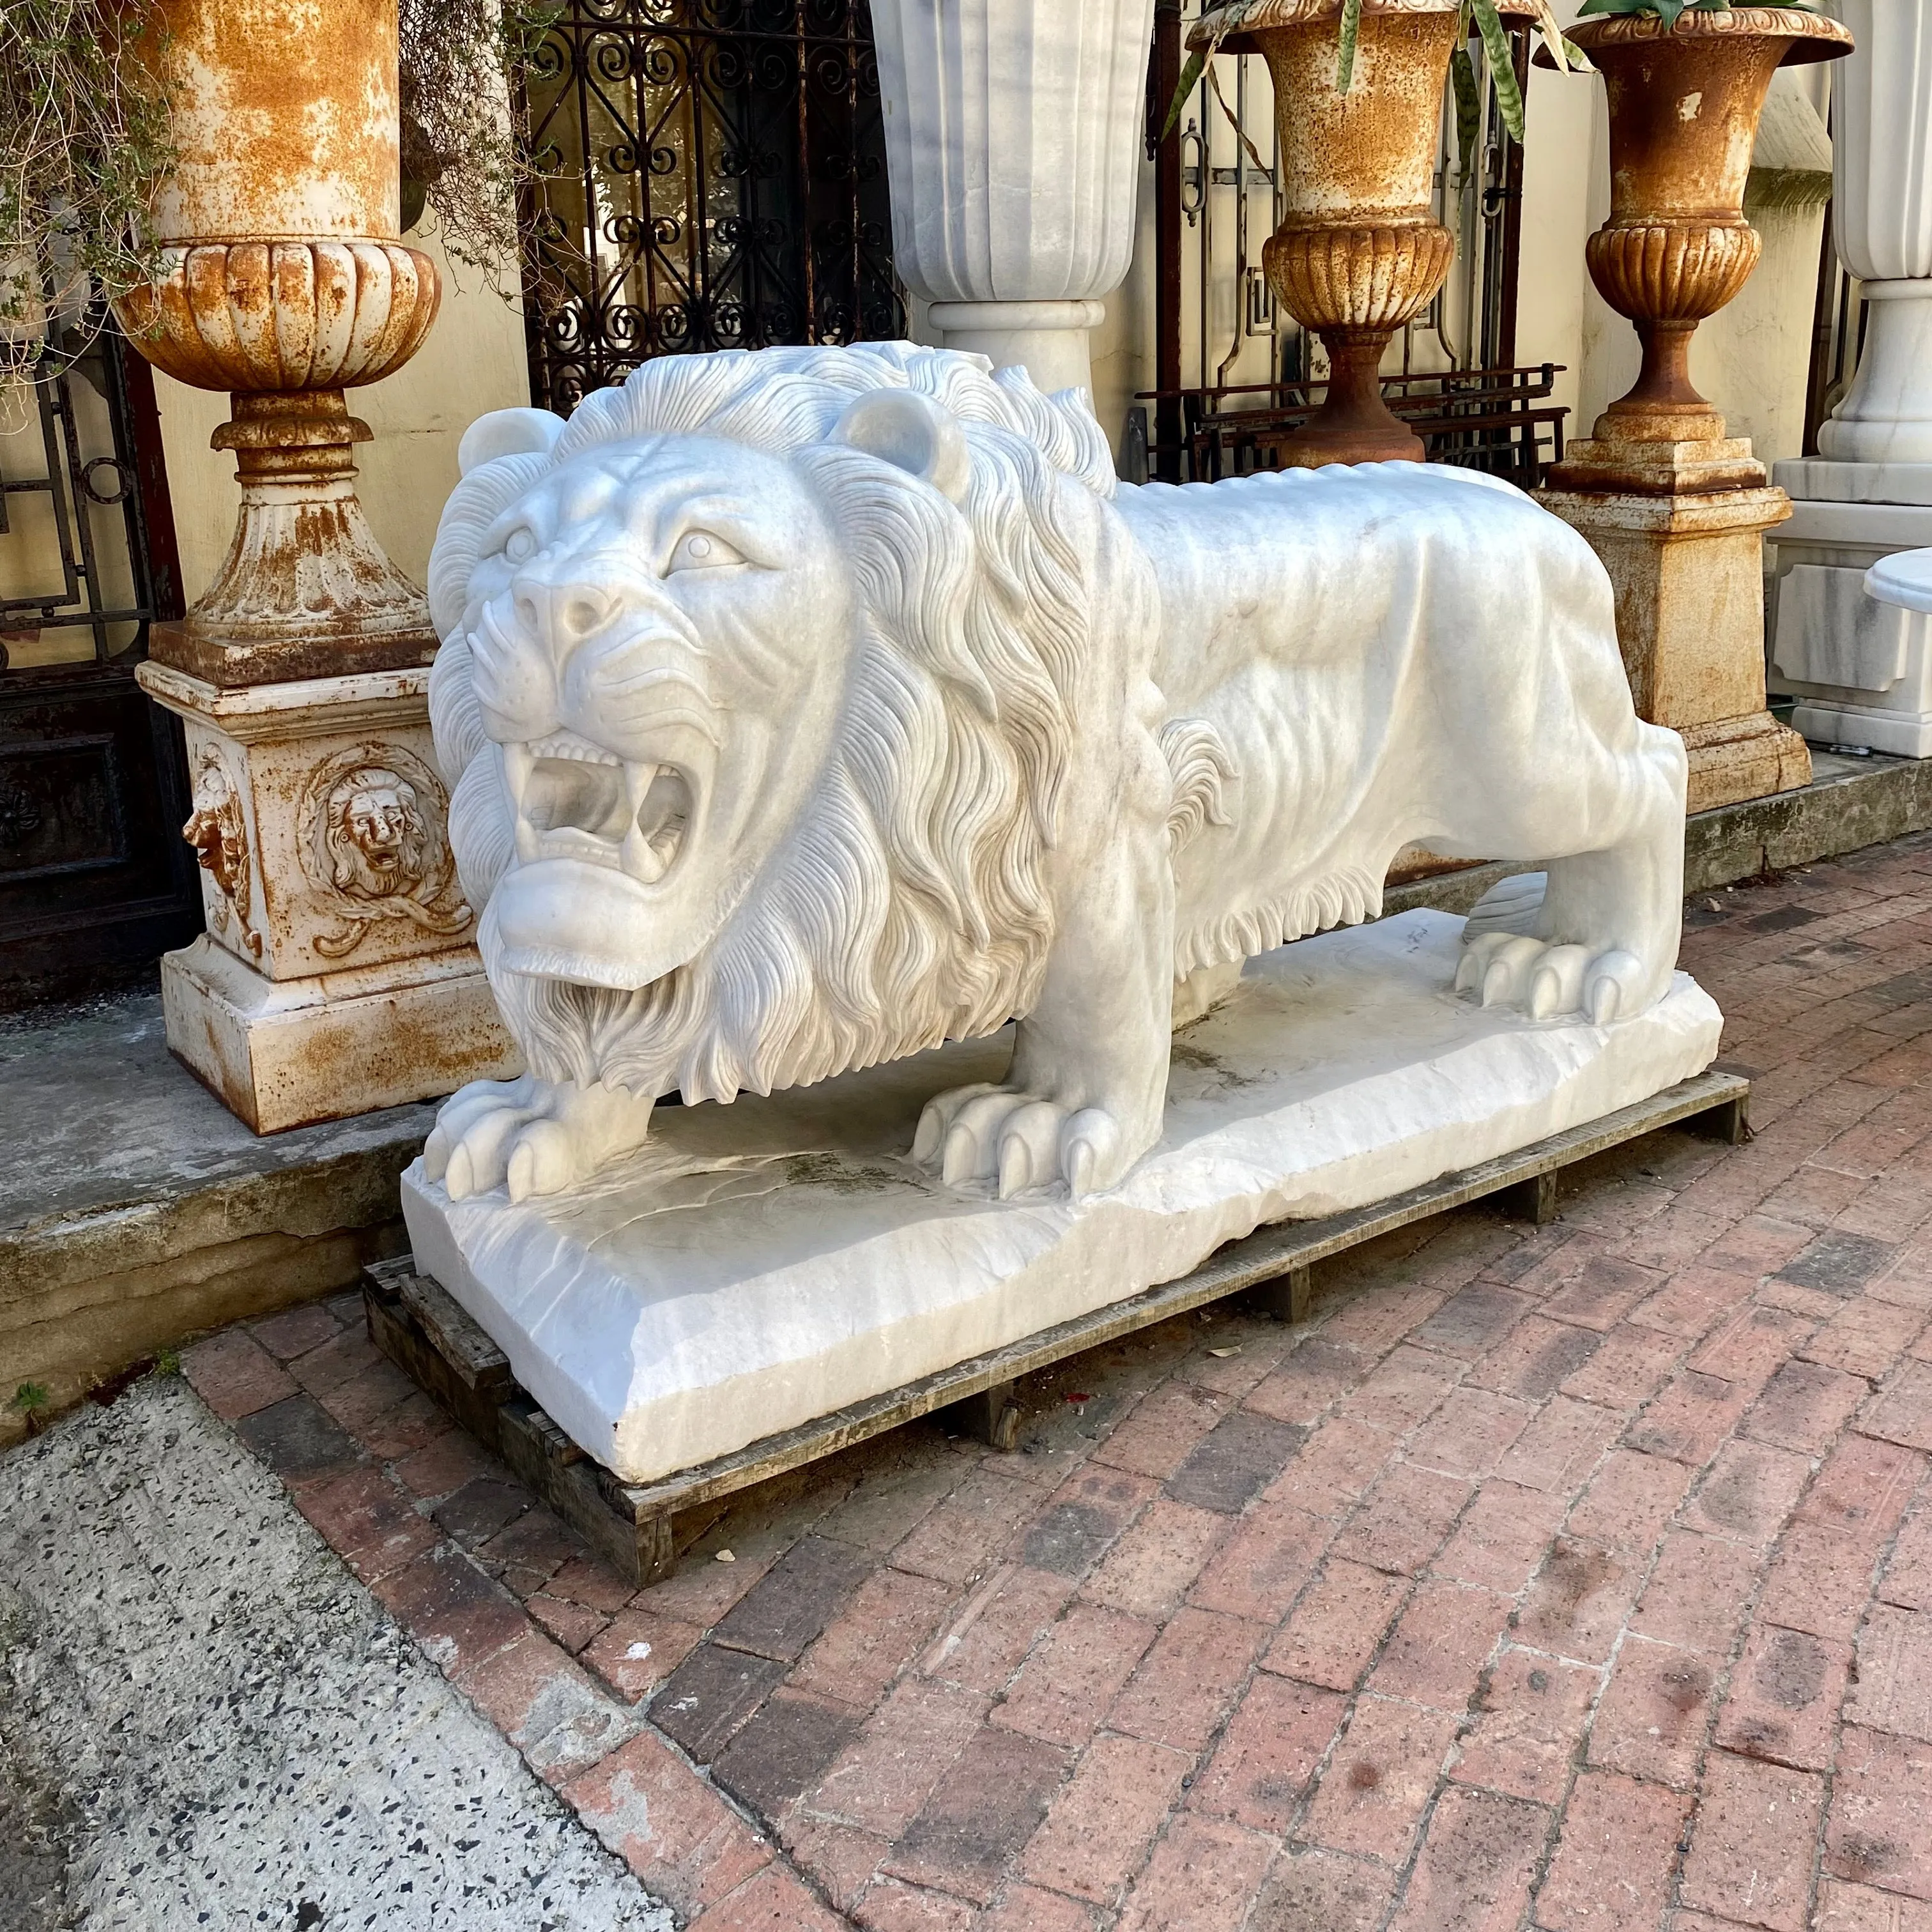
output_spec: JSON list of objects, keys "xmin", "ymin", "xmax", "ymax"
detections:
[{"xmin": 401, "ymin": 911, "xmax": 1723, "ymax": 1484}]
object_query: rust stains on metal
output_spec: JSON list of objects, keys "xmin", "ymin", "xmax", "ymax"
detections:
[
  {"xmin": 1194, "ymin": 0, "xmax": 1477, "ymax": 465},
  {"xmin": 142, "ymin": 0, "xmax": 404, "ymax": 243},
  {"xmin": 1556, "ymin": 8, "xmax": 1852, "ymax": 443},
  {"xmin": 113, "ymin": 1, "xmax": 445, "ymax": 682}
]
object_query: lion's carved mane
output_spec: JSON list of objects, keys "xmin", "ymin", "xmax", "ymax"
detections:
[{"xmin": 428, "ymin": 342, "xmax": 1160, "ymax": 1105}]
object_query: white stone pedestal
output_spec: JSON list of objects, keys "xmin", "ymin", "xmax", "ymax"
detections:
[
  {"xmin": 139, "ymin": 659, "xmax": 519, "ymax": 1131},
  {"xmin": 871, "ymin": 0, "xmax": 1155, "ymax": 401},
  {"xmin": 1770, "ymin": 463, "xmax": 1932, "ymax": 756},
  {"xmin": 401, "ymin": 911, "xmax": 1722, "ymax": 1485},
  {"xmin": 1767, "ymin": 1, "xmax": 1932, "ymax": 753}
]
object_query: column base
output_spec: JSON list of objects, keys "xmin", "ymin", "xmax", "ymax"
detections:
[
  {"xmin": 926, "ymin": 299, "xmax": 1103, "ymax": 401},
  {"xmin": 1787, "ymin": 702, "xmax": 1932, "ymax": 760},
  {"xmin": 163, "ymin": 934, "xmax": 521, "ymax": 1134},
  {"xmin": 1678, "ymin": 713, "xmax": 1815, "ymax": 815},
  {"xmin": 1766, "ymin": 482, "xmax": 1932, "ymax": 758},
  {"xmin": 1536, "ymin": 479, "xmax": 1806, "ymax": 812}
]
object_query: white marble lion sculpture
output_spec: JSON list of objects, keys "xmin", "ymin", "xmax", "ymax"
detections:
[{"xmin": 423, "ymin": 341, "xmax": 1686, "ymax": 1205}]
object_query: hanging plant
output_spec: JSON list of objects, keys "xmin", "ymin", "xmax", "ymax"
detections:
[
  {"xmin": 399, "ymin": 0, "xmax": 562, "ymax": 275},
  {"xmin": 0, "ymin": 0, "xmax": 178, "ymax": 364},
  {"xmin": 1165, "ymin": 1, "xmax": 1588, "ymax": 185},
  {"xmin": 0, "ymin": 0, "xmax": 558, "ymax": 375}
]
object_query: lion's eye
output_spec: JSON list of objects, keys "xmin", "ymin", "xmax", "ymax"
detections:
[
  {"xmin": 667, "ymin": 530, "xmax": 745, "ymax": 575},
  {"xmin": 503, "ymin": 527, "xmax": 537, "ymax": 565}
]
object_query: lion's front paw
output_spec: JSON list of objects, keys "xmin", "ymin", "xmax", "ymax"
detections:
[
  {"xmin": 1455, "ymin": 931, "xmax": 1648, "ymax": 1024},
  {"xmin": 422, "ymin": 1075, "xmax": 653, "ymax": 1203},
  {"xmin": 912, "ymin": 1084, "xmax": 1130, "ymax": 1202}
]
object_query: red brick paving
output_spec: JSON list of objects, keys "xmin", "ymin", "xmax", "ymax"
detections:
[{"xmin": 178, "ymin": 836, "xmax": 1932, "ymax": 1927}]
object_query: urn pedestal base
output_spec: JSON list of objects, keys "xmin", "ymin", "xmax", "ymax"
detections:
[
  {"xmin": 926, "ymin": 300, "xmax": 1104, "ymax": 402},
  {"xmin": 1537, "ymin": 475, "xmax": 1808, "ymax": 814},
  {"xmin": 162, "ymin": 935, "xmax": 518, "ymax": 1133},
  {"xmin": 136, "ymin": 657, "xmax": 519, "ymax": 1132}
]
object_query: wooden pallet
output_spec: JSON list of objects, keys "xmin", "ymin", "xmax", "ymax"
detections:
[{"xmin": 365, "ymin": 1067, "xmax": 1748, "ymax": 1585}]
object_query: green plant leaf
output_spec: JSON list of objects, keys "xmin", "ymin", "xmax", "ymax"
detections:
[
  {"xmin": 1336, "ymin": 0, "xmax": 1362, "ymax": 93},
  {"xmin": 1471, "ymin": 0, "xmax": 1524, "ymax": 143},
  {"xmin": 1526, "ymin": 0, "xmax": 1578, "ymax": 68},
  {"xmin": 1451, "ymin": 43, "xmax": 1481, "ymax": 185},
  {"xmin": 1161, "ymin": 49, "xmax": 1207, "ymax": 141}
]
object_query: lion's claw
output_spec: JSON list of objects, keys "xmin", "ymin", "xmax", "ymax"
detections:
[
  {"xmin": 424, "ymin": 1074, "xmax": 656, "ymax": 1202},
  {"xmin": 914, "ymin": 1087, "xmax": 1130, "ymax": 1200},
  {"xmin": 1457, "ymin": 878, "xmax": 1662, "ymax": 1026}
]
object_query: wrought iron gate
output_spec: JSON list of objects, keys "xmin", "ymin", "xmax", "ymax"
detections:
[
  {"xmin": 519, "ymin": 0, "xmax": 907, "ymax": 413},
  {"xmin": 0, "ymin": 318, "xmax": 199, "ymax": 1003}
]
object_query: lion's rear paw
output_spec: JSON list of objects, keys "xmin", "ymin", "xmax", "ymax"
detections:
[
  {"xmin": 912, "ymin": 1084, "xmax": 1128, "ymax": 1201},
  {"xmin": 1455, "ymin": 932, "xmax": 1648, "ymax": 1023}
]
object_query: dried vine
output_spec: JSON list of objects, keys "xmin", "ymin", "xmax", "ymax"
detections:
[
  {"xmin": 399, "ymin": 0, "xmax": 561, "ymax": 279},
  {"xmin": 0, "ymin": 0, "xmax": 178, "ymax": 369}
]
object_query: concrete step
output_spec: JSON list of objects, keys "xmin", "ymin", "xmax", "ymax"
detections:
[{"xmin": 1, "ymin": 992, "xmax": 431, "ymax": 1444}]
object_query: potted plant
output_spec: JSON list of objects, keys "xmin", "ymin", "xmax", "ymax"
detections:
[
  {"xmin": 1545, "ymin": 0, "xmax": 1853, "ymax": 486},
  {"xmin": 1177, "ymin": 0, "xmax": 1579, "ymax": 465}
]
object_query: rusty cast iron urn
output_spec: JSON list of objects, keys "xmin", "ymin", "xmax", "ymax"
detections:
[
  {"xmin": 1189, "ymin": 0, "xmax": 1535, "ymax": 467},
  {"xmin": 1545, "ymin": 6, "xmax": 1851, "ymax": 491},
  {"xmin": 114, "ymin": 0, "xmax": 441, "ymax": 683}
]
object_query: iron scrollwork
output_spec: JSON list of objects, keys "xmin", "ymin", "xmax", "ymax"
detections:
[{"xmin": 521, "ymin": 0, "xmax": 907, "ymax": 415}]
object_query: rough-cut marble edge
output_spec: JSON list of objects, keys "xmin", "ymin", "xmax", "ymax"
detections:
[{"xmin": 404, "ymin": 914, "xmax": 1722, "ymax": 1484}]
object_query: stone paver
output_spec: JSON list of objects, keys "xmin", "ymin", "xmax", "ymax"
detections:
[{"xmin": 165, "ymin": 833, "xmax": 1932, "ymax": 1927}]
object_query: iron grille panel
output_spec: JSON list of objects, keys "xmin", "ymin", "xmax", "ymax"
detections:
[{"xmin": 521, "ymin": 0, "xmax": 907, "ymax": 413}]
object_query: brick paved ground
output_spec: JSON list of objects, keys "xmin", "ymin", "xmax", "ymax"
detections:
[{"xmin": 183, "ymin": 833, "xmax": 1932, "ymax": 1931}]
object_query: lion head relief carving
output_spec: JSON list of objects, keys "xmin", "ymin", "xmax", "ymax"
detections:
[
  {"xmin": 300, "ymin": 744, "xmax": 471, "ymax": 960},
  {"xmin": 428, "ymin": 341, "xmax": 1152, "ymax": 1108}
]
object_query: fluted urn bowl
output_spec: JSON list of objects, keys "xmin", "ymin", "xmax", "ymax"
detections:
[
  {"xmin": 116, "ymin": 240, "xmax": 441, "ymax": 394},
  {"xmin": 1554, "ymin": 7, "xmax": 1851, "ymax": 441},
  {"xmin": 1193, "ymin": 0, "xmax": 1537, "ymax": 466}
]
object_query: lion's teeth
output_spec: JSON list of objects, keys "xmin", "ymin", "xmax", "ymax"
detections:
[
  {"xmin": 624, "ymin": 761, "xmax": 661, "ymax": 811},
  {"xmin": 502, "ymin": 740, "xmax": 533, "ymax": 809},
  {"xmin": 526, "ymin": 731, "xmax": 620, "ymax": 766},
  {"xmin": 622, "ymin": 819, "xmax": 668, "ymax": 884}
]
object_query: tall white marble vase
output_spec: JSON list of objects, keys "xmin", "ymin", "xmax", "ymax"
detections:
[
  {"xmin": 1770, "ymin": 0, "xmax": 1932, "ymax": 756},
  {"xmin": 870, "ymin": 0, "xmax": 1157, "ymax": 404}
]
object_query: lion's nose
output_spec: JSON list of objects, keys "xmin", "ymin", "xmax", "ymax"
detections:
[{"xmin": 512, "ymin": 577, "xmax": 618, "ymax": 648}]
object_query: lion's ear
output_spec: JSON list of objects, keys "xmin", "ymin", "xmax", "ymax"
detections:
[
  {"xmin": 457, "ymin": 407, "xmax": 567, "ymax": 477},
  {"xmin": 830, "ymin": 390, "xmax": 970, "ymax": 503}
]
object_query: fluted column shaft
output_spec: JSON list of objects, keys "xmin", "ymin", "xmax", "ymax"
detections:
[{"xmin": 870, "ymin": 0, "xmax": 1156, "ymax": 399}]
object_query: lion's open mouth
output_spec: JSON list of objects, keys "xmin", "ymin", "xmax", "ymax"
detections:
[{"xmin": 506, "ymin": 730, "xmax": 694, "ymax": 885}]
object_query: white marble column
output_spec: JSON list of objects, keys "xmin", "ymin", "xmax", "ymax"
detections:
[
  {"xmin": 1771, "ymin": 0, "xmax": 1932, "ymax": 755},
  {"xmin": 870, "ymin": 0, "xmax": 1156, "ymax": 402}
]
